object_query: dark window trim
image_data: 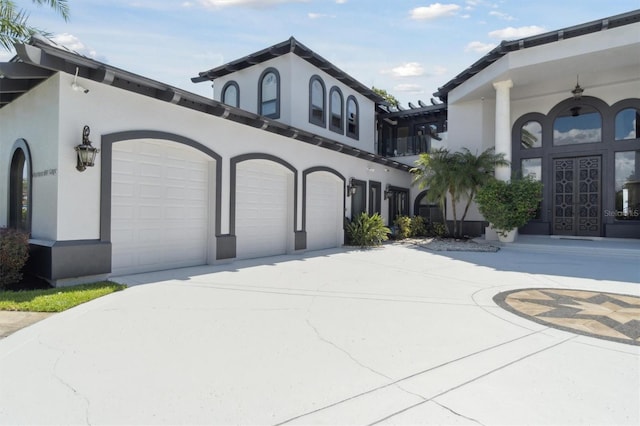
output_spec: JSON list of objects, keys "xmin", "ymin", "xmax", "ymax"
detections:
[
  {"xmin": 350, "ymin": 178, "xmax": 366, "ymax": 220},
  {"xmin": 8, "ymin": 139, "xmax": 32, "ymax": 233},
  {"xmin": 258, "ymin": 67, "xmax": 280, "ymax": 119},
  {"xmin": 329, "ymin": 86, "xmax": 344, "ymax": 134},
  {"xmin": 611, "ymin": 98, "xmax": 640, "ymax": 142},
  {"xmin": 548, "ymin": 96, "xmax": 610, "ymax": 147},
  {"xmin": 512, "ymin": 96, "xmax": 640, "ymax": 232},
  {"xmin": 221, "ymin": 80, "xmax": 240, "ymax": 108},
  {"xmin": 387, "ymin": 185, "xmax": 410, "ymax": 226},
  {"xmin": 368, "ymin": 180, "xmax": 381, "ymax": 215},
  {"xmin": 309, "ymin": 75, "xmax": 326, "ymax": 127},
  {"xmin": 346, "ymin": 95, "xmax": 359, "ymax": 140}
]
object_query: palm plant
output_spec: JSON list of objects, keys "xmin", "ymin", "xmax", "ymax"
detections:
[
  {"xmin": 411, "ymin": 148, "xmax": 459, "ymax": 236},
  {"xmin": 456, "ymin": 147, "xmax": 509, "ymax": 231},
  {"xmin": 0, "ymin": 0, "xmax": 69, "ymax": 50},
  {"xmin": 411, "ymin": 147, "xmax": 508, "ymax": 238}
]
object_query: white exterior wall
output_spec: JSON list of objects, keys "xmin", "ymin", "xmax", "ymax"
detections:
[
  {"xmin": 45, "ymin": 71, "xmax": 409, "ymax": 242},
  {"xmin": 0, "ymin": 75, "xmax": 60, "ymax": 240},
  {"xmin": 212, "ymin": 54, "xmax": 377, "ymax": 154}
]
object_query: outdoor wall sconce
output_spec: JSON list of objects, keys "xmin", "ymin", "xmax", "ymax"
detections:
[
  {"xmin": 571, "ymin": 75, "xmax": 584, "ymax": 100},
  {"xmin": 384, "ymin": 185, "xmax": 392, "ymax": 200},
  {"xmin": 75, "ymin": 125, "xmax": 99, "ymax": 172},
  {"xmin": 346, "ymin": 179, "xmax": 357, "ymax": 197}
]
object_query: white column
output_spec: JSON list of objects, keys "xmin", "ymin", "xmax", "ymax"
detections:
[{"xmin": 493, "ymin": 79, "xmax": 513, "ymax": 181}]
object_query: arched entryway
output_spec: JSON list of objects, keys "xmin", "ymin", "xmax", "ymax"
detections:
[
  {"xmin": 513, "ymin": 97, "xmax": 640, "ymax": 238},
  {"xmin": 8, "ymin": 140, "xmax": 32, "ymax": 232}
]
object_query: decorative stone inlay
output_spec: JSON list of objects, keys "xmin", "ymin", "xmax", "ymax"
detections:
[{"xmin": 494, "ymin": 288, "xmax": 640, "ymax": 345}]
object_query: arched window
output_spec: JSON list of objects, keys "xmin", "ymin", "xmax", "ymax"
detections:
[
  {"xmin": 615, "ymin": 107, "xmax": 639, "ymax": 141},
  {"xmin": 329, "ymin": 87, "xmax": 343, "ymax": 134},
  {"xmin": 553, "ymin": 104, "xmax": 602, "ymax": 146},
  {"xmin": 259, "ymin": 68, "xmax": 280, "ymax": 118},
  {"xmin": 8, "ymin": 142, "xmax": 32, "ymax": 232},
  {"xmin": 414, "ymin": 191, "xmax": 443, "ymax": 224},
  {"xmin": 521, "ymin": 120, "xmax": 542, "ymax": 148},
  {"xmin": 346, "ymin": 96, "xmax": 359, "ymax": 140},
  {"xmin": 221, "ymin": 81, "xmax": 239, "ymax": 108},
  {"xmin": 309, "ymin": 76, "xmax": 325, "ymax": 127}
]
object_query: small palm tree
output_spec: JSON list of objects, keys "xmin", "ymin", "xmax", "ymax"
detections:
[
  {"xmin": 411, "ymin": 147, "xmax": 508, "ymax": 238},
  {"xmin": 455, "ymin": 148, "xmax": 509, "ymax": 235},
  {"xmin": 411, "ymin": 148, "xmax": 459, "ymax": 236},
  {"xmin": 0, "ymin": 0, "xmax": 69, "ymax": 50}
]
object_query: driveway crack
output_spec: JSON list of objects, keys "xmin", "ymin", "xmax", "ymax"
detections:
[
  {"xmin": 305, "ymin": 319, "xmax": 392, "ymax": 381},
  {"xmin": 431, "ymin": 400, "xmax": 485, "ymax": 425},
  {"xmin": 39, "ymin": 336, "xmax": 92, "ymax": 425}
]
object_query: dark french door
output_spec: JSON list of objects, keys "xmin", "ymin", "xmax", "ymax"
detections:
[{"xmin": 552, "ymin": 156, "xmax": 601, "ymax": 236}]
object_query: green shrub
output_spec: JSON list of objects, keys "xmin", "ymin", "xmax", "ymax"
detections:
[
  {"xmin": 346, "ymin": 213, "xmax": 390, "ymax": 247},
  {"xmin": 0, "ymin": 228, "xmax": 30, "ymax": 289},
  {"xmin": 410, "ymin": 216, "xmax": 427, "ymax": 237},
  {"xmin": 476, "ymin": 177, "xmax": 543, "ymax": 236},
  {"xmin": 393, "ymin": 215, "xmax": 412, "ymax": 240},
  {"xmin": 429, "ymin": 222, "xmax": 449, "ymax": 238}
]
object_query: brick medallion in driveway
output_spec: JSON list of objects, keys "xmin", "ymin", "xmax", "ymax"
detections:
[{"xmin": 494, "ymin": 289, "xmax": 640, "ymax": 346}]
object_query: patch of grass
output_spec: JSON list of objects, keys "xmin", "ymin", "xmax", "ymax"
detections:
[{"xmin": 0, "ymin": 282, "xmax": 126, "ymax": 312}]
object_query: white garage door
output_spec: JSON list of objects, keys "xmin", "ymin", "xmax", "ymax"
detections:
[
  {"xmin": 235, "ymin": 160, "xmax": 291, "ymax": 259},
  {"xmin": 306, "ymin": 172, "xmax": 344, "ymax": 251},
  {"xmin": 111, "ymin": 140, "xmax": 211, "ymax": 275}
]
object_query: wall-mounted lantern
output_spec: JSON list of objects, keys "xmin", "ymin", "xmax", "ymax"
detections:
[
  {"xmin": 346, "ymin": 179, "xmax": 357, "ymax": 197},
  {"xmin": 384, "ymin": 185, "xmax": 392, "ymax": 200},
  {"xmin": 75, "ymin": 125, "xmax": 99, "ymax": 172}
]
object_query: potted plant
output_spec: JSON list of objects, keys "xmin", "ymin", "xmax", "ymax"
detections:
[{"xmin": 475, "ymin": 177, "xmax": 543, "ymax": 242}]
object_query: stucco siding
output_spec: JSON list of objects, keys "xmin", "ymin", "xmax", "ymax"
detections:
[{"xmin": 0, "ymin": 74, "xmax": 60, "ymax": 240}]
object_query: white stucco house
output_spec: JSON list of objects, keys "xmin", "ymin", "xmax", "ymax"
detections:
[{"xmin": 1, "ymin": 9, "xmax": 638, "ymax": 286}]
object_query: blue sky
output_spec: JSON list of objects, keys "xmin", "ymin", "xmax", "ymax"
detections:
[{"xmin": 4, "ymin": 0, "xmax": 639, "ymax": 106}]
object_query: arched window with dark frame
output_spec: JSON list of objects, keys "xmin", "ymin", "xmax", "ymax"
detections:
[
  {"xmin": 221, "ymin": 81, "xmax": 239, "ymax": 108},
  {"xmin": 258, "ymin": 68, "xmax": 280, "ymax": 118},
  {"xmin": 346, "ymin": 95, "xmax": 359, "ymax": 140},
  {"xmin": 309, "ymin": 75, "xmax": 326, "ymax": 127},
  {"xmin": 329, "ymin": 86, "xmax": 344, "ymax": 134},
  {"xmin": 553, "ymin": 104, "xmax": 602, "ymax": 146},
  {"xmin": 8, "ymin": 141, "xmax": 32, "ymax": 232},
  {"xmin": 521, "ymin": 120, "xmax": 542, "ymax": 148},
  {"xmin": 615, "ymin": 107, "xmax": 639, "ymax": 141}
]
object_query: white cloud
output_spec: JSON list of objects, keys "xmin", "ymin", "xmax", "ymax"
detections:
[
  {"xmin": 489, "ymin": 10, "xmax": 514, "ymax": 21},
  {"xmin": 553, "ymin": 128, "xmax": 601, "ymax": 146},
  {"xmin": 465, "ymin": 40, "xmax": 497, "ymax": 53},
  {"xmin": 51, "ymin": 33, "xmax": 98, "ymax": 59},
  {"xmin": 390, "ymin": 62, "xmax": 425, "ymax": 77},
  {"xmin": 432, "ymin": 65, "xmax": 448, "ymax": 76},
  {"xmin": 394, "ymin": 83, "xmax": 423, "ymax": 93},
  {"xmin": 199, "ymin": 0, "xmax": 308, "ymax": 8},
  {"xmin": 489, "ymin": 25, "xmax": 546, "ymax": 40},
  {"xmin": 410, "ymin": 3, "xmax": 460, "ymax": 20},
  {"xmin": 308, "ymin": 12, "xmax": 335, "ymax": 19},
  {"xmin": 336, "ymin": 0, "xmax": 347, "ymax": 3}
]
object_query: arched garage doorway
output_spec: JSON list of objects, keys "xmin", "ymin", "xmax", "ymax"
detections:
[
  {"xmin": 304, "ymin": 168, "xmax": 345, "ymax": 251},
  {"xmin": 231, "ymin": 155, "xmax": 297, "ymax": 260},
  {"xmin": 102, "ymin": 131, "xmax": 220, "ymax": 276}
]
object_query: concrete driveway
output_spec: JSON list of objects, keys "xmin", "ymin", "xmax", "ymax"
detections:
[{"xmin": 0, "ymin": 243, "xmax": 638, "ymax": 425}]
